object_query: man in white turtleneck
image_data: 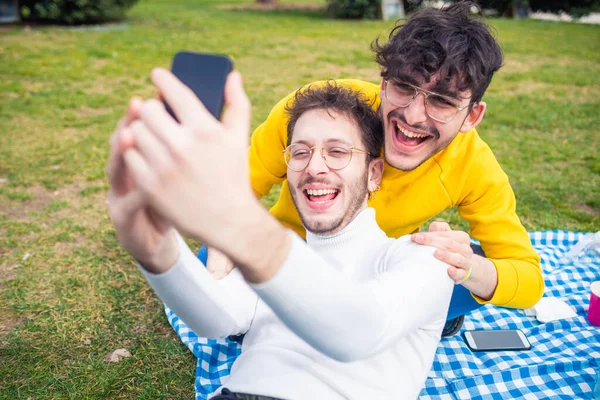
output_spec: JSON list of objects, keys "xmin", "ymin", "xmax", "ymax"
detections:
[{"xmin": 107, "ymin": 71, "xmax": 454, "ymax": 400}]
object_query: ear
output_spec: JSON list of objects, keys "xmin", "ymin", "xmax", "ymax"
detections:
[
  {"xmin": 459, "ymin": 101, "xmax": 487, "ymax": 133},
  {"xmin": 368, "ymin": 157, "xmax": 384, "ymax": 191},
  {"xmin": 380, "ymin": 79, "xmax": 386, "ymax": 97}
]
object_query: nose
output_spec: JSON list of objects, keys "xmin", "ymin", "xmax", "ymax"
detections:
[
  {"xmin": 304, "ymin": 149, "xmax": 330, "ymax": 177},
  {"xmin": 403, "ymin": 92, "xmax": 428, "ymax": 126}
]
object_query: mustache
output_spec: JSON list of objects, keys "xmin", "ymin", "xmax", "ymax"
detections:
[
  {"xmin": 297, "ymin": 177, "xmax": 339, "ymax": 190},
  {"xmin": 387, "ymin": 110, "xmax": 439, "ymax": 139}
]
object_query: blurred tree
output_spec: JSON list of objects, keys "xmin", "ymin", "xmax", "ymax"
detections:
[
  {"xmin": 19, "ymin": 0, "xmax": 139, "ymax": 24},
  {"xmin": 476, "ymin": 0, "xmax": 529, "ymax": 18},
  {"xmin": 529, "ymin": 0, "xmax": 600, "ymax": 18},
  {"xmin": 477, "ymin": 0, "xmax": 599, "ymax": 18},
  {"xmin": 327, "ymin": 0, "xmax": 423, "ymax": 19}
]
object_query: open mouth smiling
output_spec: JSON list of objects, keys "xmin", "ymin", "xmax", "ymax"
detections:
[
  {"xmin": 304, "ymin": 188, "xmax": 340, "ymax": 204},
  {"xmin": 391, "ymin": 118, "xmax": 435, "ymax": 149}
]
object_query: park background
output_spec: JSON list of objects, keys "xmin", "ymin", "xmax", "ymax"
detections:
[{"xmin": 1, "ymin": 0, "xmax": 599, "ymax": 397}]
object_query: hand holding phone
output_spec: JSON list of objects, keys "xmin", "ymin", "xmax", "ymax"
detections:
[
  {"xmin": 463, "ymin": 329, "xmax": 531, "ymax": 352},
  {"xmin": 164, "ymin": 51, "xmax": 233, "ymax": 121}
]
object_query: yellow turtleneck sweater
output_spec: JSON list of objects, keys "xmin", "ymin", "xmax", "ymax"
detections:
[{"xmin": 248, "ymin": 79, "xmax": 543, "ymax": 308}]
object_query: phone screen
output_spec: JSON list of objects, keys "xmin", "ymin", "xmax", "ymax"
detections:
[
  {"xmin": 465, "ymin": 330, "xmax": 530, "ymax": 351},
  {"xmin": 165, "ymin": 51, "xmax": 233, "ymax": 121}
]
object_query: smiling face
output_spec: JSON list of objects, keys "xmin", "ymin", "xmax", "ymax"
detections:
[
  {"xmin": 380, "ymin": 76, "xmax": 487, "ymax": 172},
  {"xmin": 287, "ymin": 109, "xmax": 382, "ymax": 236}
]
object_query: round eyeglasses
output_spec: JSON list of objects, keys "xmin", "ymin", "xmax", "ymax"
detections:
[
  {"xmin": 283, "ymin": 143, "xmax": 371, "ymax": 172},
  {"xmin": 383, "ymin": 80, "xmax": 473, "ymax": 123}
]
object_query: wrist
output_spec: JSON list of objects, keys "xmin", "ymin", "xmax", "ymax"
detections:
[
  {"xmin": 226, "ymin": 201, "xmax": 291, "ymax": 284},
  {"xmin": 464, "ymin": 255, "xmax": 497, "ymax": 301},
  {"xmin": 139, "ymin": 231, "xmax": 180, "ymax": 274}
]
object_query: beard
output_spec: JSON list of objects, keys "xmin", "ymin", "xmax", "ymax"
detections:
[{"xmin": 289, "ymin": 170, "xmax": 370, "ymax": 236}]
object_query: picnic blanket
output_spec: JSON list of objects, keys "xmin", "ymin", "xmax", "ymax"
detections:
[{"xmin": 165, "ymin": 231, "xmax": 600, "ymax": 399}]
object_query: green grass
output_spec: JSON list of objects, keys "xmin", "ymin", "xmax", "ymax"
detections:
[{"xmin": 1, "ymin": 0, "xmax": 599, "ymax": 398}]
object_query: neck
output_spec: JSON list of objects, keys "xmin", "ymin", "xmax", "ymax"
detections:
[
  {"xmin": 306, "ymin": 207, "xmax": 386, "ymax": 250},
  {"xmin": 313, "ymin": 203, "xmax": 369, "ymax": 237}
]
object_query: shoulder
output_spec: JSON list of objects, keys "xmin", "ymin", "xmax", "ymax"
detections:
[
  {"xmin": 433, "ymin": 129, "xmax": 510, "ymax": 199},
  {"xmin": 381, "ymin": 235, "xmax": 445, "ymax": 270},
  {"xmin": 390, "ymin": 235, "xmax": 436, "ymax": 257},
  {"xmin": 436, "ymin": 128, "xmax": 499, "ymax": 168}
]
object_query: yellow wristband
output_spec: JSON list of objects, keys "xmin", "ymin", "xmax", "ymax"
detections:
[{"xmin": 462, "ymin": 265, "xmax": 474, "ymax": 283}]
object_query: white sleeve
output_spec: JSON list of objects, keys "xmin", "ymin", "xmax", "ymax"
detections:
[
  {"xmin": 251, "ymin": 233, "xmax": 453, "ymax": 362},
  {"xmin": 139, "ymin": 232, "xmax": 258, "ymax": 339}
]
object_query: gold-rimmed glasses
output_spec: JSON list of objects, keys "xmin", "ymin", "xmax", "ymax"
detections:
[
  {"xmin": 383, "ymin": 80, "xmax": 473, "ymax": 123},
  {"xmin": 283, "ymin": 143, "xmax": 371, "ymax": 172}
]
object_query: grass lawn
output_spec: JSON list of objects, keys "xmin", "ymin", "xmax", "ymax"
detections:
[{"xmin": 1, "ymin": 0, "xmax": 599, "ymax": 398}]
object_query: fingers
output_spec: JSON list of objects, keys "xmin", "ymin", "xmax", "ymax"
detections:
[
  {"xmin": 130, "ymin": 119, "xmax": 173, "ymax": 173},
  {"xmin": 435, "ymin": 249, "xmax": 472, "ymax": 270},
  {"xmin": 114, "ymin": 97, "xmax": 143, "ymax": 136},
  {"xmin": 221, "ymin": 71, "xmax": 251, "ymax": 146},
  {"xmin": 412, "ymin": 232, "xmax": 473, "ymax": 257},
  {"xmin": 447, "ymin": 265, "xmax": 473, "ymax": 284},
  {"xmin": 123, "ymin": 148, "xmax": 156, "ymax": 196},
  {"xmin": 429, "ymin": 220, "xmax": 451, "ymax": 232},
  {"xmin": 119, "ymin": 97, "xmax": 144, "ymax": 130},
  {"xmin": 106, "ymin": 132, "xmax": 122, "ymax": 185},
  {"xmin": 151, "ymin": 68, "xmax": 219, "ymax": 129},
  {"xmin": 107, "ymin": 97, "xmax": 143, "ymax": 193},
  {"xmin": 138, "ymin": 99, "xmax": 186, "ymax": 154}
]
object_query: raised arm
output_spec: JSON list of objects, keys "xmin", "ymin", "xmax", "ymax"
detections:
[{"xmin": 118, "ymin": 69, "xmax": 449, "ymax": 360}]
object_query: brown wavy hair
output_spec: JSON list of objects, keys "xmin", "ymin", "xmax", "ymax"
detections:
[
  {"xmin": 285, "ymin": 81, "xmax": 383, "ymax": 160},
  {"xmin": 372, "ymin": 2, "xmax": 503, "ymax": 103}
]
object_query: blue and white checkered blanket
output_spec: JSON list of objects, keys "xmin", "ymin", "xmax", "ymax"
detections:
[{"xmin": 165, "ymin": 231, "xmax": 600, "ymax": 399}]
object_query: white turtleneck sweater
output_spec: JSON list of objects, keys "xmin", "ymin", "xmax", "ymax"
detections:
[{"xmin": 141, "ymin": 208, "xmax": 453, "ymax": 400}]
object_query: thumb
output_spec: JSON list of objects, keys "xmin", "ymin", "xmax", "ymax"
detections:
[{"xmin": 221, "ymin": 71, "xmax": 251, "ymax": 147}]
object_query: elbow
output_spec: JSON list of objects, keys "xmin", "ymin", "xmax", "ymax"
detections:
[
  {"xmin": 522, "ymin": 275, "xmax": 545, "ymax": 309},
  {"xmin": 521, "ymin": 262, "xmax": 545, "ymax": 308}
]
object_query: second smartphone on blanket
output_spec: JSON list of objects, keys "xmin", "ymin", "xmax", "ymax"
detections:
[
  {"xmin": 463, "ymin": 329, "xmax": 531, "ymax": 351},
  {"xmin": 164, "ymin": 51, "xmax": 233, "ymax": 121}
]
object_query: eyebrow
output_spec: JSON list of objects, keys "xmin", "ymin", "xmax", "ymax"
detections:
[
  {"xmin": 392, "ymin": 73, "xmax": 461, "ymax": 100},
  {"xmin": 293, "ymin": 138, "xmax": 354, "ymax": 146},
  {"xmin": 429, "ymin": 82, "xmax": 460, "ymax": 99}
]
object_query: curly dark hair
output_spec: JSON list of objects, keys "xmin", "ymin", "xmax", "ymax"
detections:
[
  {"xmin": 372, "ymin": 1, "xmax": 503, "ymax": 103},
  {"xmin": 285, "ymin": 81, "xmax": 383, "ymax": 160}
]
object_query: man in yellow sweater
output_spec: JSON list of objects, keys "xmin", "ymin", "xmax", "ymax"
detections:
[{"xmin": 239, "ymin": 2, "xmax": 543, "ymax": 334}]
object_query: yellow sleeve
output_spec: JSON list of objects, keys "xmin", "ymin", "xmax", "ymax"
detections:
[
  {"xmin": 249, "ymin": 94, "xmax": 294, "ymax": 198},
  {"xmin": 456, "ymin": 138, "xmax": 544, "ymax": 309}
]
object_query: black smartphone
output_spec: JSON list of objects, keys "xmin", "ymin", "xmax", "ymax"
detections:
[
  {"xmin": 463, "ymin": 329, "xmax": 531, "ymax": 352},
  {"xmin": 164, "ymin": 51, "xmax": 233, "ymax": 121}
]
